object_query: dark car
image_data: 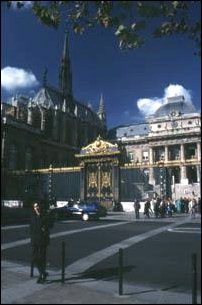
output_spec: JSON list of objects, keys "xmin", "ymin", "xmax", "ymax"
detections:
[{"xmin": 54, "ymin": 201, "xmax": 107, "ymax": 221}]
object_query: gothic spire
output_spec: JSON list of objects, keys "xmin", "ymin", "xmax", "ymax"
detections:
[
  {"xmin": 98, "ymin": 93, "xmax": 106, "ymax": 125},
  {"xmin": 43, "ymin": 66, "xmax": 48, "ymax": 87},
  {"xmin": 59, "ymin": 31, "xmax": 72, "ymax": 97}
]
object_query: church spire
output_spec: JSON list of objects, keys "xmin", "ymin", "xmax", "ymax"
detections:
[
  {"xmin": 59, "ymin": 31, "xmax": 72, "ymax": 97},
  {"xmin": 97, "ymin": 93, "xmax": 106, "ymax": 125},
  {"xmin": 42, "ymin": 66, "xmax": 48, "ymax": 87}
]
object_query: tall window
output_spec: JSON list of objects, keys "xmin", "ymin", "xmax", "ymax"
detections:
[
  {"xmin": 25, "ymin": 147, "xmax": 32, "ymax": 170},
  {"xmin": 9, "ymin": 144, "xmax": 17, "ymax": 170},
  {"xmin": 142, "ymin": 151, "xmax": 149, "ymax": 161},
  {"xmin": 128, "ymin": 152, "xmax": 134, "ymax": 161}
]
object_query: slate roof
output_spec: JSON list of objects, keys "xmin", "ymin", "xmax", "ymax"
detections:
[
  {"xmin": 116, "ymin": 123, "xmax": 149, "ymax": 138},
  {"xmin": 32, "ymin": 85, "xmax": 102, "ymax": 125},
  {"xmin": 153, "ymin": 100, "xmax": 196, "ymax": 118}
]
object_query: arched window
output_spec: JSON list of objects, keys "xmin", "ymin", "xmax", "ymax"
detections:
[{"xmin": 32, "ymin": 107, "xmax": 41, "ymax": 128}]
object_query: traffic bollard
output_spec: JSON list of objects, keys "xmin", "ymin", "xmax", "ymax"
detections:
[
  {"xmin": 30, "ymin": 261, "xmax": 34, "ymax": 277},
  {"xmin": 118, "ymin": 248, "xmax": 123, "ymax": 295},
  {"xmin": 192, "ymin": 253, "xmax": 197, "ymax": 304},
  {"xmin": 61, "ymin": 241, "xmax": 65, "ymax": 284}
]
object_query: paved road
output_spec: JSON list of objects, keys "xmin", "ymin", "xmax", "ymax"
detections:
[{"xmin": 1, "ymin": 212, "xmax": 201, "ymax": 304}]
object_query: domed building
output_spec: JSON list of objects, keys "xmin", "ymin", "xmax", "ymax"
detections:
[
  {"xmin": 153, "ymin": 95, "xmax": 196, "ymax": 117},
  {"xmin": 108, "ymin": 95, "xmax": 201, "ymax": 200}
]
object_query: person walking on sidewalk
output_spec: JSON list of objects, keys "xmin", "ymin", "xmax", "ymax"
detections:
[
  {"xmin": 30, "ymin": 202, "xmax": 52, "ymax": 284},
  {"xmin": 134, "ymin": 199, "xmax": 141, "ymax": 219}
]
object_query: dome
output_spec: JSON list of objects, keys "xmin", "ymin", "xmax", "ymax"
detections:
[{"xmin": 153, "ymin": 96, "xmax": 196, "ymax": 117}]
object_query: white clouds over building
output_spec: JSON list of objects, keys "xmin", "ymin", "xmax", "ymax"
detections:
[
  {"xmin": 137, "ymin": 84, "xmax": 193, "ymax": 117},
  {"xmin": 1, "ymin": 66, "xmax": 39, "ymax": 92}
]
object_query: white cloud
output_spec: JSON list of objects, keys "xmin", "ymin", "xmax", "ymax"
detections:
[
  {"xmin": 1, "ymin": 66, "xmax": 39, "ymax": 92},
  {"xmin": 137, "ymin": 84, "xmax": 193, "ymax": 117},
  {"xmin": 137, "ymin": 98, "xmax": 163, "ymax": 117},
  {"xmin": 10, "ymin": 1, "xmax": 33, "ymax": 9},
  {"xmin": 164, "ymin": 84, "xmax": 192, "ymax": 103}
]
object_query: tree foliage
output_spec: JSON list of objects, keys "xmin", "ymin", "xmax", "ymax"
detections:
[{"xmin": 3, "ymin": 1, "xmax": 201, "ymax": 56}]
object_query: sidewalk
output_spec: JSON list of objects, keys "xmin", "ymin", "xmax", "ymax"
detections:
[
  {"xmin": 2, "ymin": 260, "xmax": 200, "ymax": 304},
  {"xmin": 1, "ymin": 214, "xmax": 201, "ymax": 304}
]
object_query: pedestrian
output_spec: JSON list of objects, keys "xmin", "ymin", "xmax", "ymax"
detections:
[
  {"xmin": 30, "ymin": 202, "xmax": 53, "ymax": 284},
  {"xmin": 197, "ymin": 197, "xmax": 201, "ymax": 214},
  {"xmin": 134, "ymin": 199, "xmax": 141, "ymax": 219},
  {"xmin": 189, "ymin": 198, "xmax": 197, "ymax": 219},
  {"xmin": 144, "ymin": 199, "xmax": 152, "ymax": 218}
]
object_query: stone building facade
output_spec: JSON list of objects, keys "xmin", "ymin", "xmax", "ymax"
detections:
[
  {"xmin": 1, "ymin": 32, "xmax": 107, "ymax": 171},
  {"xmin": 109, "ymin": 95, "xmax": 201, "ymax": 199}
]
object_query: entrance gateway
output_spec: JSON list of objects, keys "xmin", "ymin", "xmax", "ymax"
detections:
[{"xmin": 75, "ymin": 136, "xmax": 120, "ymax": 208}]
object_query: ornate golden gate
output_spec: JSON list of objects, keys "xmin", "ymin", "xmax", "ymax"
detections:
[{"xmin": 75, "ymin": 136, "xmax": 120, "ymax": 204}]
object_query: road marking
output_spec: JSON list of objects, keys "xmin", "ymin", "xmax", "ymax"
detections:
[
  {"xmin": 66, "ymin": 218, "xmax": 193, "ymax": 276},
  {"xmin": 1, "ymin": 224, "xmax": 29, "ymax": 230},
  {"xmin": 1, "ymin": 217, "xmax": 197, "ymax": 304},
  {"xmin": 1, "ymin": 220, "xmax": 79, "ymax": 230},
  {"xmin": 167, "ymin": 227, "xmax": 201, "ymax": 234},
  {"xmin": 1, "ymin": 221, "xmax": 129, "ymax": 250}
]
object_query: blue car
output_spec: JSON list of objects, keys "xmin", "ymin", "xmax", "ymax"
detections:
[{"xmin": 54, "ymin": 201, "xmax": 107, "ymax": 221}]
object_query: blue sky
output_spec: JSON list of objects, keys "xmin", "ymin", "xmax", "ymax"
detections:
[{"xmin": 1, "ymin": 2, "xmax": 201, "ymax": 129}]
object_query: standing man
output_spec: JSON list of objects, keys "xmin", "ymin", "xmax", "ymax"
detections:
[
  {"xmin": 134, "ymin": 199, "xmax": 141, "ymax": 219},
  {"xmin": 30, "ymin": 202, "xmax": 52, "ymax": 284}
]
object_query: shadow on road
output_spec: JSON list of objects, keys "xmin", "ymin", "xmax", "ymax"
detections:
[{"xmin": 75, "ymin": 265, "xmax": 136, "ymax": 280}]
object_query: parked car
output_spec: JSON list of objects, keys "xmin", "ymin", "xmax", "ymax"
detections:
[{"xmin": 53, "ymin": 201, "xmax": 107, "ymax": 221}]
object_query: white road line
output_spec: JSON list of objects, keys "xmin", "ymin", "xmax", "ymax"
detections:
[
  {"xmin": 167, "ymin": 227, "xmax": 201, "ymax": 234},
  {"xmin": 1, "ymin": 217, "xmax": 194, "ymax": 304},
  {"xmin": 1, "ymin": 220, "xmax": 78, "ymax": 230},
  {"xmin": 1, "ymin": 224, "xmax": 29, "ymax": 230},
  {"xmin": 67, "ymin": 218, "xmax": 192, "ymax": 276},
  {"xmin": 1, "ymin": 221, "xmax": 128, "ymax": 250}
]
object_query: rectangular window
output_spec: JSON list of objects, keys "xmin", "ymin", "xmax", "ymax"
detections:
[
  {"xmin": 128, "ymin": 152, "xmax": 134, "ymax": 161},
  {"xmin": 142, "ymin": 151, "xmax": 149, "ymax": 160}
]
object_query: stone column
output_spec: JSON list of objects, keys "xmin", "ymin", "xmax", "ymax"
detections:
[
  {"xmin": 27, "ymin": 107, "xmax": 33, "ymax": 125},
  {"xmin": 149, "ymin": 147, "xmax": 153, "ymax": 164},
  {"xmin": 149, "ymin": 167, "xmax": 156, "ymax": 185},
  {"xmin": 196, "ymin": 165, "xmax": 201, "ymax": 183},
  {"xmin": 180, "ymin": 144, "xmax": 185, "ymax": 162},
  {"xmin": 165, "ymin": 146, "xmax": 169, "ymax": 162},
  {"xmin": 52, "ymin": 107, "xmax": 59, "ymax": 141},
  {"xmin": 40, "ymin": 110, "xmax": 46, "ymax": 131},
  {"xmin": 139, "ymin": 148, "xmax": 142, "ymax": 164},
  {"xmin": 197, "ymin": 142, "xmax": 201, "ymax": 162},
  {"xmin": 180, "ymin": 166, "xmax": 188, "ymax": 184}
]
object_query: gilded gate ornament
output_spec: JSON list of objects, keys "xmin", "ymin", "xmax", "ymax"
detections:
[
  {"xmin": 75, "ymin": 136, "xmax": 121, "ymax": 202},
  {"xmin": 78, "ymin": 135, "xmax": 119, "ymax": 156},
  {"xmin": 89, "ymin": 172, "xmax": 97, "ymax": 188}
]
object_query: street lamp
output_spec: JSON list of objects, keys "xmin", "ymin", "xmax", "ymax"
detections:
[
  {"xmin": 159, "ymin": 159, "xmax": 165, "ymax": 198},
  {"xmin": 198, "ymin": 164, "xmax": 201, "ymax": 198},
  {"xmin": 48, "ymin": 164, "xmax": 53, "ymax": 209}
]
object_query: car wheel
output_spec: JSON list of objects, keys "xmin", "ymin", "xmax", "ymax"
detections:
[{"xmin": 82, "ymin": 213, "xmax": 89, "ymax": 221}]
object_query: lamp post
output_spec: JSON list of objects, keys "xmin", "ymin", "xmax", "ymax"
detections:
[
  {"xmin": 159, "ymin": 159, "xmax": 165, "ymax": 198},
  {"xmin": 172, "ymin": 175, "xmax": 176, "ymax": 202},
  {"xmin": 198, "ymin": 164, "xmax": 201, "ymax": 198},
  {"xmin": 48, "ymin": 164, "xmax": 53, "ymax": 209}
]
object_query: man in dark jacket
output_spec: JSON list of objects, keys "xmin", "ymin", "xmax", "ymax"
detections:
[
  {"xmin": 134, "ymin": 199, "xmax": 141, "ymax": 219},
  {"xmin": 30, "ymin": 202, "xmax": 52, "ymax": 284}
]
